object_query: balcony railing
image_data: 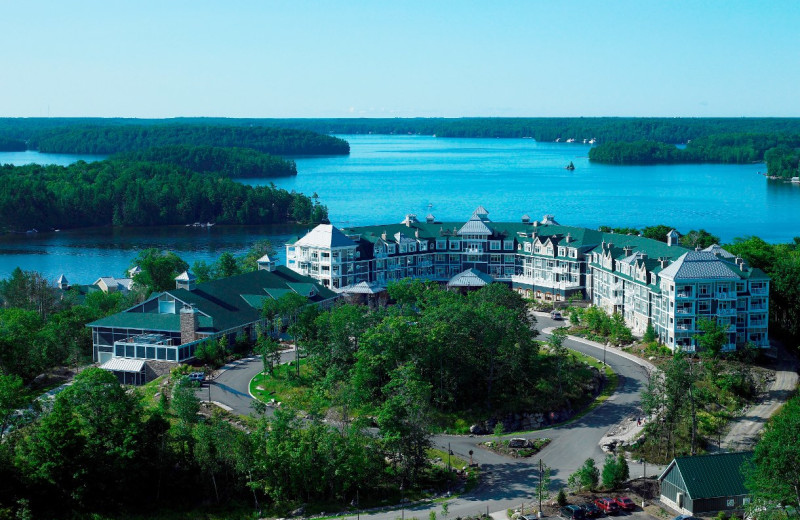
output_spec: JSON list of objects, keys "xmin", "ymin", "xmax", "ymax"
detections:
[
  {"xmin": 717, "ymin": 308, "xmax": 736, "ymax": 316},
  {"xmin": 676, "ymin": 307, "xmax": 694, "ymax": 315}
]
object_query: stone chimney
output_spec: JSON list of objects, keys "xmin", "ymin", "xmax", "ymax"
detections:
[{"xmin": 180, "ymin": 304, "xmax": 199, "ymax": 345}]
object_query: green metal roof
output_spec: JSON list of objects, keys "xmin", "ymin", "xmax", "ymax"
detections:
[
  {"xmin": 88, "ymin": 266, "xmax": 335, "ymax": 334},
  {"xmin": 663, "ymin": 452, "xmax": 752, "ymax": 499}
]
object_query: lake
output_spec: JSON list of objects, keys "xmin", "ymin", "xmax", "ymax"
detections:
[{"xmin": 1, "ymin": 134, "xmax": 798, "ymax": 283}]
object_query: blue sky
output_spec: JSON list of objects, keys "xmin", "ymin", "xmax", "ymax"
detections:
[{"xmin": 2, "ymin": 1, "xmax": 798, "ymax": 118}]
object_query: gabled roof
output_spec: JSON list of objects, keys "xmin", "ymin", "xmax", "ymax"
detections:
[
  {"xmin": 175, "ymin": 270, "xmax": 196, "ymax": 282},
  {"xmin": 56, "ymin": 274, "xmax": 68, "ymax": 285},
  {"xmin": 340, "ymin": 281, "xmax": 386, "ymax": 294},
  {"xmin": 394, "ymin": 232, "xmax": 416, "ymax": 244},
  {"xmin": 458, "ymin": 217, "xmax": 493, "ymax": 235},
  {"xmin": 471, "ymin": 206, "xmax": 490, "ymax": 219},
  {"xmin": 294, "ymin": 224, "xmax": 356, "ymax": 249},
  {"xmin": 659, "ymin": 452, "xmax": 751, "ymax": 499},
  {"xmin": 88, "ymin": 267, "xmax": 336, "ymax": 334},
  {"xmin": 447, "ymin": 268, "xmax": 494, "ymax": 287},
  {"xmin": 702, "ymin": 244, "xmax": 736, "ymax": 259},
  {"xmin": 659, "ymin": 251, "xmax": 741, "ymax": 280}
]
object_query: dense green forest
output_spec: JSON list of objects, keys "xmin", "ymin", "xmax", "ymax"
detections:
[
  {"xmin": 588, "ymin": 133, "xmax": 800, "ymax": 178},
  {"xmin": 4, "ymin": 117, "xmax": 800, "ymax": 144},
  {"xmin": 114, "ymin": 145, "xmax": 297, "ymax": 178},
  {"xmin": 0, "ymin": 137, "xmax": 25, "ymax": 152},
  {"xmin": 0, "ymin": 158, "xmax": 327, "ymax": 230},
  {"xmin": 28, "ymin": 124, "xmax": 349, "ymax": 156}
]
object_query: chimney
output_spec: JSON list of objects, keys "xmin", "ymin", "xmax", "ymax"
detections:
[
  {"xmin": 659, "ymin": 257, "xmax": 669, "ymax": 268},
  {"xmin": 415, "ymin": 228, "xmax": 420, "ymax": 238},
  {"xmin": 565, "ymin": 233, "xmax": 572, "ymax": 243},
  {"xmin": 180, "ymin": 304, "xmax": 199, "ymax": 345},
  {"xmin": 735, "ymin": 256, "xmax": 748, "ymax": 271},
  {"xmin": 381, "ymin": 230, "xmax": 387, "ymax": 241},
  {"xmin": 533, "ymin": 221, "xmax": 539, "ymax": 228},
  {"xmin": 623, "ymin": 246, "xmax": 633, "ymax": 256},
  {"xmin": 640, "ymin": 253, "xmax": 648, "ymax": 260}
]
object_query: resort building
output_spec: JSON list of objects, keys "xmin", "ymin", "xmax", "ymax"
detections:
[
  {"xmin": 87, "ymin": 260, "xmax": 336, "ymax": 381},
  {"xmin": 286, "ymin": 208, "xmax": 769, "ymax": 351}
]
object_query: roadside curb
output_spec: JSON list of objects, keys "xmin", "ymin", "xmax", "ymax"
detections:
[{"xmin": 541, "ymin": 326, "xmax": 656, "ymax": 374}]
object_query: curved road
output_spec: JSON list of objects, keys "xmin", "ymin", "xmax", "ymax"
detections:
[{"xmin": 199, "ymin": 315, "xmax": 658, "ymax": 519}]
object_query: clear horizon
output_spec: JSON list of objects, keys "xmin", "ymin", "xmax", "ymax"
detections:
[{"xmin": 2, "ymin": 1, "xmax": 799, "ymax": 118}]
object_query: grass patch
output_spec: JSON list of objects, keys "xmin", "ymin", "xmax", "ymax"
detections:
[
  {"xmin": 137, "ymin": 375, "xmax": 166, "ymax": 408},
  {"xmin": 249, "ymin": 358, "xmax": 315, "ymax": 409}
]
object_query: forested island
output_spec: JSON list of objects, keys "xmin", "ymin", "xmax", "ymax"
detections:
[
  {"xmin": 113, "ymin": 145, "xmax": 298, "ymax": 178},
  {"xmin": 588, "ymin": 133, "xmax": 800, "ymax": 178},
  {"xmin": 4, "ymin": 117, "xmax": 800, "ymax": 145},
  {"xmin": 0, "ymin": 157, "xmax": 326, "ymax": 230},
  {"xmin": 29, "ymin": 124, "xmax": 350, "ymax": 156}
]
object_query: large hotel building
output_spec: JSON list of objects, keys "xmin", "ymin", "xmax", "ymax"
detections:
[{"xmin": 286, "ymin": 207, "xmax": 769, "ymax": 352}]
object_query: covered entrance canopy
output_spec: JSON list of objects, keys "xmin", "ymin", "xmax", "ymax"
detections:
[{"xmin": 100, "ymin": 357, "xmax": 147, "ymax": 386}]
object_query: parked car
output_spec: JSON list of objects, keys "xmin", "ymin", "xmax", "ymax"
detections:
[
  {"xmin": 582, "ymin": 503, "xmax": 603, "ymax": 518},
  {"xmin": 594, "ymin": 498, "xmax": 620, "ymax": 515},
  {"xmin": 550, "ymin": 310, "xmax": 563, "ymax": 320},
  {"xmin": 560, "ymin": 505, "xmax": 586, "ymax": 520},
  {"xmin": 614, "ymin": 497, "xmax": 636, "ymax": 511},
  {"xmin": 188, "ymin": 372, "xmax": 205, "ymax": 383}
]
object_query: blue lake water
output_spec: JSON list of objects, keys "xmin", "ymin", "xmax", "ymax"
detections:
[{"xmin": 0, "ymin": 134, "xmax": 798, "ymax": 283}]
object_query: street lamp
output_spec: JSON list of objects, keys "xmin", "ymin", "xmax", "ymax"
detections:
[{"xmin": 400, "ymin": 484, "xmax": 405, "ymax": 520}]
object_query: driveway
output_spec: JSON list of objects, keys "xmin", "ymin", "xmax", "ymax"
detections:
[
  {"xmin": 199, "ymin": 314, "xmax": 660, "ymax": 520},
  {"xmin": 194, "ymin": 348, "xmax": 297, "ymax": 416}
]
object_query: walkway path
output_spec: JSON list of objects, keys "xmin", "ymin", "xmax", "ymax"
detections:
[{"xmin": 723, "ymin": 342, "xmax": 798, "ymax": 451}]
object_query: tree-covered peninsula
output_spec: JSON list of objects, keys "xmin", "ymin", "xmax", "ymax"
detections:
[
  {"xmin": 588, "ymin": 133, "xmax": 800, "ymax": 178},
  {"xmin": 0, "ymin": 158, "xmax": 327, "ymax": 230},
  {"xmin": 114, "ymin": 144, "xmax": 298, "ymax": 178},
  {"xmin": 26, "ymin": 124, "xmax": 350, "ymax": 156}
]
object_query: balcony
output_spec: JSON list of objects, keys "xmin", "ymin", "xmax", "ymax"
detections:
[
  {"xmin": 676, "ymin": 307, "xmax": 694, "ymax": 315},
  {"xmin": 676, "ymin": 291, "xmax": 694, "ymax": 299},
  {"xmin": 464, "ymin": 246, "xmax": 485, "ymax": 253},
  {"xmin": 717, "ymin": 308, "xmax": 736, "ymax": 316},
  {"xmin": 751, "ymin": 286, "xmax": 768, "ymax": 295},
  {"xmin": 716, "ymin": 292, "xmax": 736, "ymax": 300}
]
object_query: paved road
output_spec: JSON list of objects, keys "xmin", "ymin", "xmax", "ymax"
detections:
[
  {"xmin": 194, "ymin": 348, "xmax": 297, "ymax": 416},
  {"xmin": 201, "ymin": 314, "xmax": 658, "ymax": 520}
]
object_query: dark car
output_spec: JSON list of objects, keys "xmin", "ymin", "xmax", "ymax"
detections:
[
  {"xmin": 188, "ymin": 372, "xmax": 205, "ymax": 383},
  {"xmin": 582, "ymin": 502, "xmax": 603, "ymax": 518},
  {"xmin": 614, "ymin": 497, "xmax": 635, "ymax": 511},
  {"xmin": 561, "ymin": 505, "xmax": 586, "ymax": 520},
  {"xmin": 594, "ymin": 498, "xmax": 620, "ymax": 515}
]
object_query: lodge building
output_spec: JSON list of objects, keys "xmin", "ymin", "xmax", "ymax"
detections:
[{"xmin": 286, "ymin": 207, "xmax": 769, "ymax": 352}]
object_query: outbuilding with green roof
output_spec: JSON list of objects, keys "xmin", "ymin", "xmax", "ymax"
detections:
[{"xmin": 658, "ymin": 452, "xmax": 752, "ymax": 515}]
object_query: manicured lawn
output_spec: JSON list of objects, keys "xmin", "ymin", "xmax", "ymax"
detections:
[{"xmin": 249, "ymin": 358, "xmax": 315, "ymax": 409}]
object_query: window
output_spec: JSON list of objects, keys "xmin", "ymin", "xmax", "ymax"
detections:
[
  {"xmin": 387, "ymin": 245, "xmax": 396, "ymax": 254},
  {"xmin": 558, "ymin": 247, "xmax": 565, "ymax": 256},
  {"xmin": 437, "ymin": 240, "xmax": 446, "ymax": 250},
  {"xmin": 504, "ymin": 240, "xmax": 513, "ymax": 250},
  {"xmin": 524, "ymin": 243, "xmax": 532, "ymax": 252},
  {"xmin": 490, "ymin": 241, "xmax": 500, "ymax": 250},
  {"xmin": 727, "ymin": 499, "xmax": 735, "ymax": 508},
  {"xmin": 450, "ymin": 241, "xmax": 460, "ymax": 250},
  {"xmin": 419, "ymin": 242, "xmax": 427, "ymax": 251}
]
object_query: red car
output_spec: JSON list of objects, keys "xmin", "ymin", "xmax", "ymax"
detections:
[
  {"xmin": 615, "ymin": 497, "xmax": 636, "ymax": 511},
  {"xmin": 594, "ymin": 498, "xmax": 620, "ymax": 515}
]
